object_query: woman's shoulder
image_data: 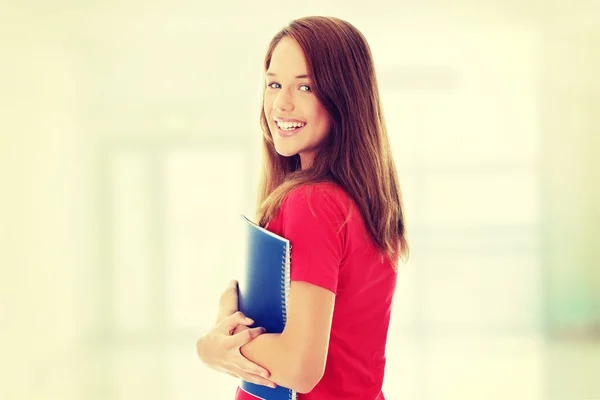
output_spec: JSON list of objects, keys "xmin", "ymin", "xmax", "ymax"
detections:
[{"xmin": 281, "ymin": 181, "xmax": 353, "ymax": 224}]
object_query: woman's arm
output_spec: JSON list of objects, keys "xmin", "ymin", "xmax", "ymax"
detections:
[
  {"xmin": 196, "ymin": 281, "xmax": 275, "ymax": 388},
  {"xmin": 239, "ymin": 281, "xmax": 335, "ymax": 394},
  {"xmin": 197, "ymin": 312, "xmax": 275, "ymax": 386},
  {"xmin": 216, "ymin": 280, "xmax": 242, "ymax": 325}
]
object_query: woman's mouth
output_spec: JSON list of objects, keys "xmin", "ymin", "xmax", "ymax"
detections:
[{"xmin": 275, "ymin": 120, "xmax": 306, "ymax": 137}]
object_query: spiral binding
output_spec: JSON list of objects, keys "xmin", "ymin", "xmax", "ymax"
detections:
[
  {"xmin": 280, "ymin": 243, "xmax": 292, "ymax": 327},
  {"xmin": 280, "ymin": 242, "xmax": 296, "ymax": 400}
]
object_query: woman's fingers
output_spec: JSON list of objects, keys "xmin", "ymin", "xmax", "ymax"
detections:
[
  {"xmin": 227, "ymin": 326, "xmax": 270, "ymax": 378},
  {"xmin": 231, "ymin": 326, "xmax": 266, "ymax": 347},
  {"xmin": 228, "ymin": 365, "xmax": 276, "ymax": 388},
  {"xmin": 218, "ymin": 311, "xmax": 254, "ymax": 334},
  {"xmin": 198, "ymin": 307, "xmax": 275, "ymax": 388},
  {"xmin": 237, "ymin": 355, "xmax": 271, "ymax": 380}
]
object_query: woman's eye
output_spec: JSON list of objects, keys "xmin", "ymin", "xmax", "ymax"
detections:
[{"xmin": 266, "ymin": 82, "xmax": 311, "ymax": 92}]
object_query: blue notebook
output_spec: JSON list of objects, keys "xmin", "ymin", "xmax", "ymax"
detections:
[{"xmin": 237, "ymin": 215, "xmax": 297, "ymax": 400}]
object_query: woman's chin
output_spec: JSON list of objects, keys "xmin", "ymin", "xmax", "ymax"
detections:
[{"xmin": 273, "ymin": 146, "xmax": 298, "ymax": 158}]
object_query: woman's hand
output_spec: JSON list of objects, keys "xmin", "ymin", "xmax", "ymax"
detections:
[{"xmin": 197, "ymin": 311, "xmax": 276, "ymax": 388}]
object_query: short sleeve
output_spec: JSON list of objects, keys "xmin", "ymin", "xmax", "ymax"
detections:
[{"xmin": 282, "ymin": 184, "xmax": 347, "ymax": 294}]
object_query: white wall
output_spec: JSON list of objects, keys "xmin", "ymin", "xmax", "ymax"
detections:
[{"xmin": 1, "ymin": 1, "xmax": 598, "ymax": 399}]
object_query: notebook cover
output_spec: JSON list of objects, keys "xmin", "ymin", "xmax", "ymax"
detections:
[{"xmin": 237, "ymin": 215, "xmax": 297, "ymax": 400}]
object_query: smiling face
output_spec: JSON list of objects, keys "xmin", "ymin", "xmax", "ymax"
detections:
[{"xmin": 263, "ymin": 37, "xmax": 331, "ymax": 170}]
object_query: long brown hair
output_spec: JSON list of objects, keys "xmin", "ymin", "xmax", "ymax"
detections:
[{"xmin": 256, "ymin": 16, "xmax": 409, "ymax": 266}]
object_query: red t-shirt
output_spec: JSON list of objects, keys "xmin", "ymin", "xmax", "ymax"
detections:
[{"xmin": 239, "ymin": 182, "xmax": 398, "ymax": 400}]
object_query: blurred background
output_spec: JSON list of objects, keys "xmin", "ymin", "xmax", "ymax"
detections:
[{"xmin": 1, "ymin": 0, "xmax": 599, "ymax": 399}]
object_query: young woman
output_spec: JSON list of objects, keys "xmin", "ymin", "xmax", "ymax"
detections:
[{"xmin": 196, "ymin": 16, "xmax": 409, "ymax": 400}]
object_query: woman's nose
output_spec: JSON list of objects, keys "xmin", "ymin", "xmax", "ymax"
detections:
[{"xmin": 273, "ymin": 91, "xmax": 294, "ymax": 112}]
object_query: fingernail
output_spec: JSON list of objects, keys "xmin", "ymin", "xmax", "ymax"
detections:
[
  {"xmin": 245, "ymin": 317, "xmax": 253, "ymax": 323},
  {"xmin": 260, "ymin": 327, "xmax": 266, "ymax": 333}
]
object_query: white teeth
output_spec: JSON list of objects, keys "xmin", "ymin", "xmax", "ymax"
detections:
[{"xmin": 276, "ymin": 120, "xmax": 306, "ymax": 130}]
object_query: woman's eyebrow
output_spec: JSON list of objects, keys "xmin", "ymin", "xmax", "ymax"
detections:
[{"xmin": 266, "ymin": 72, "xmax": 310, "ymax": 79}]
